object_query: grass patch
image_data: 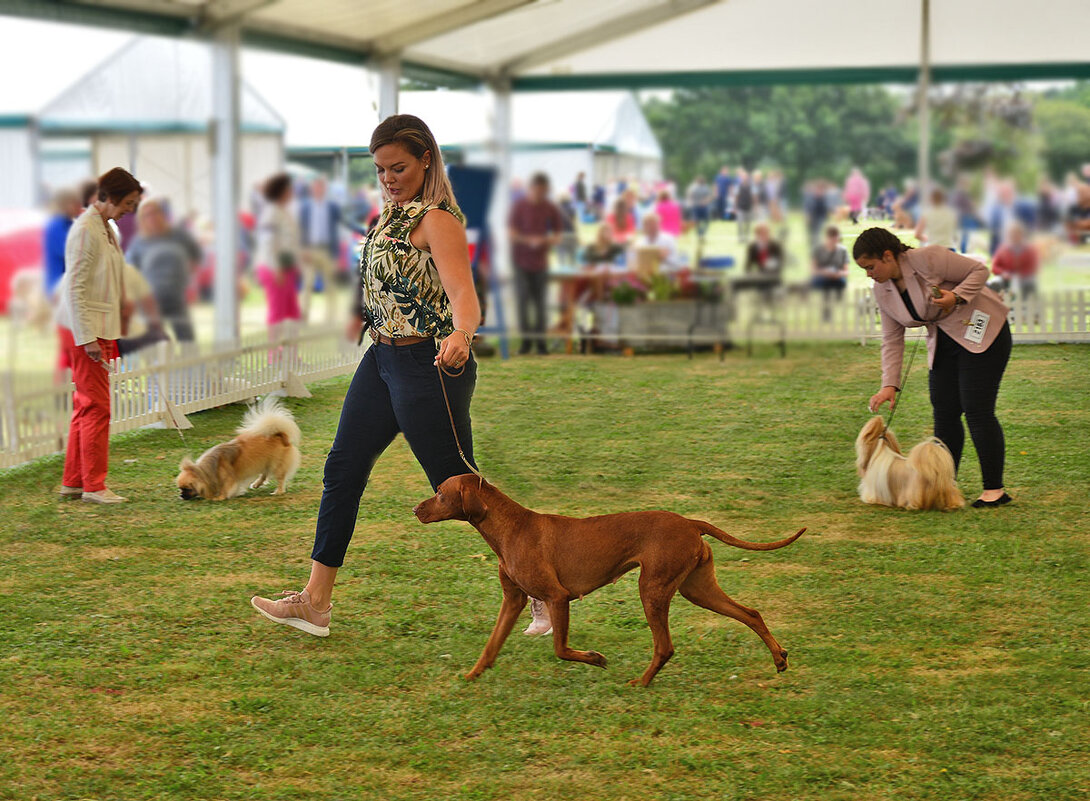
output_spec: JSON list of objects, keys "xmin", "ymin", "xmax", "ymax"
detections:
[{"xmin": 2, "ymin": 342, "xmax": 1089, "ymax": 800}]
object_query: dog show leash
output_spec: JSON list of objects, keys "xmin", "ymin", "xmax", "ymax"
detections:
[
  {"xmin": 881, "ymin": 334, "xmax": 924, "ymax": 439},
  {"xmin": 435, "ymin": 358, "xmax": 486, "ymax": 487}
]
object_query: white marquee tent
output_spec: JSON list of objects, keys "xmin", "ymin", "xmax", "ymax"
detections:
[{"xmin": 39, "ymin": 37, "xmax": 285, "ymax": 217}]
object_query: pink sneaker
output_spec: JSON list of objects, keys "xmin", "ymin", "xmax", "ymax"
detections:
[
  {"xmin": 522, "ymin": 598, "xmax": 553, "ymax": 636},
  {"xmin": 250, "ymin": 589, "xmax": 331, "ymax": 637}
]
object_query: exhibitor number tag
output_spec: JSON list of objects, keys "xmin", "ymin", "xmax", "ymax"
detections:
[{"xmin": 964, "ymin": 309, "xmax": 990, "ymax": 344}]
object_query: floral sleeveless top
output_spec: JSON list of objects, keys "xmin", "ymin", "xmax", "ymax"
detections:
[{"xmin": 360, "ymin": 197, "xmax": 465, "ymax": 339}]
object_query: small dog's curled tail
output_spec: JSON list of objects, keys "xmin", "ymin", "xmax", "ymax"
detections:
[
  {"xmin": 237, "ymin": 395, "xmax": 302, "ymax": 447},
  {"xmin": 695, "ymin": 523, "xmax": 806, "ymax": 551},
  {"xmin": 906, "ymin": 438, "xmax": 964, "ymax": 511}
]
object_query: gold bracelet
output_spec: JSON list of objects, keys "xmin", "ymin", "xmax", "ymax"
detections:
[{"xmin": 454, "ymin": 328, "xmax": 474, "ymax": 348}]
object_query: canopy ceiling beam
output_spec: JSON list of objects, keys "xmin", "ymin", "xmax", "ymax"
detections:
[
  {"xmin": 198, "ymin": 0, "xmax": 278, "ymax": 32},
  {"xmin": 499, "ymin": 0, "xmax": 719, "ymax": 75},
  {"xmin": 374, "ymin": 0, "xmax": 534, "ymax": 56},
  {"xmin": 0, "ymin": 0, "xmax": 193, "ymax": 36},
  {"xmin": 240, "ymin": 20, "xmax": 371, "ymax": 63}
]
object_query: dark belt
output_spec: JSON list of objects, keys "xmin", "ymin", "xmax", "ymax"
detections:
[{"xmin": 369, "ymin": 331, "xmax": 433, "ymax": 347}]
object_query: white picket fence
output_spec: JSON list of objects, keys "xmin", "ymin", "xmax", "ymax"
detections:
[
  {"xmin": 853, "ymin": 287, "xmax": 1090, "ymax": 344},
  {"xmin": 584, "ymin": 287, "xmax": 1090, "ymax": 346},
  {"xmin": 0, "ymin": 324, "xmax": 366, "ymax": 469},
  {"xmin": 2, "ymin": 289, "xmax": 1088, "ymax": 469}
]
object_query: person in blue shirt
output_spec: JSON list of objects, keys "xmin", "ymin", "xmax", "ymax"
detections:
[
  {"xmin": 714, "ymin": 166, "xmax": 734, "ymax": 221},
  {"xmin": 42, "ymin": 188, "xmax": 82, "ymax": 299}
]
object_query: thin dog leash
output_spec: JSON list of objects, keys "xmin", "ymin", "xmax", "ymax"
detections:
[
  {"xmin": 435, "ymin": 357, "xmax": 485, "ymax": 487},
  {"xmin": 881, "ymin": 334, "xmax": 924, "ymax": 439}
]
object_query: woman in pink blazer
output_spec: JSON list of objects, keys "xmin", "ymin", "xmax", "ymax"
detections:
[{"xmin": 854, "ymin": 228, "xmax": 1013, "ymax": 508}]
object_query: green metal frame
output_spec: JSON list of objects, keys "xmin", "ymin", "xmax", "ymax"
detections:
[
  {"xmin": 38, "ymin": 120, "xmax": 283, "ymax": 135},
  {"xmin": 0, "ymin": 0, "xmax": 191, "ymax": 36},
  {"xmin": 0, "ymin": 115, "xmax": 33, "ymax": 128},
  {"xmin": 513, "ymin": 62, "xmax": 1090, "ymax": 91}
]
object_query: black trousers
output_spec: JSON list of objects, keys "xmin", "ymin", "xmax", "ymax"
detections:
[
  {"xmin": 929, "ymin": 322, "xmax": 1011, "ymax": 490},
  {"xmin": 311, "ymin": 340, "xmax": 477, "ymax": 567},
  {"xmin": 514, "ymin": 268, "xmax": 549, "ymax": 354}
]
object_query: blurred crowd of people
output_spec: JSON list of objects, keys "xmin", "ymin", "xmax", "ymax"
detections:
[
  {"xmin": 15, "ymin": 156, "xmax": 1090, "ymax": 361},
  {"xmin": 25, "ymin": 170, "xmax": 382, "ymax": 359},
  {"xmin": 503, "ymin": 158, "xmax": 1090, "ymax": 351}
]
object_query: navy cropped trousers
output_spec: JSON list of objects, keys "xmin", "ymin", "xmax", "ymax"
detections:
[{"xmin": 311, "ymin": 339, "xmax": 477, "ymax": 567}]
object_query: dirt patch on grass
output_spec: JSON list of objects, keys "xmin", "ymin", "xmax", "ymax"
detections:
[
  {"xmin": 6, "ymin": 541, "xmax": 66, "ymax": 560},
  {"xmin": 79, "ymin": 545, "xmax": 158, "ymax": 562},
  {"xmin": 907, "ymin": 648, "xmax": 1013, "ymax": 683}
]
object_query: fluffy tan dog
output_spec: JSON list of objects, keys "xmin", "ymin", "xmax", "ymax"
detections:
[
  {"xmin": 176, "ymin": 396, "xmax": 301, "ymax": 501},
  {"xmin": 855, "ymin": 416, "xmax": 964, "ymax": 511}
]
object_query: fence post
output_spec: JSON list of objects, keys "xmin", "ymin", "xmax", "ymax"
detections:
[
  {"xmin": 1, "ymin": 370, "xmax": 16, "ymax": 461},
  {"xmin": 156, "ymin": 340, "xmax": 192, "ymax": 430},
  {"xmin": 856, "ymin": 288, "xmax": 869, "ymax": 347},
  {"xmin": 280, "ymin": 322, "xmax": 312, "ymax": 399}
]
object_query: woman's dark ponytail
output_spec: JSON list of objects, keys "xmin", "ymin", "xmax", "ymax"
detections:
[{"xmin": 852, "ymin": 227, "xmax": 912, "ymax": 261}]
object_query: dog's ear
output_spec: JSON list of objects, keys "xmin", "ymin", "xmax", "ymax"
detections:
[
  {"xmin": 459, "ymin": 483, "xmax": 488, "ymax": 524},
  {"xmin": 179, "ymin": 456, "xmax": 195, "ymax": 470}
]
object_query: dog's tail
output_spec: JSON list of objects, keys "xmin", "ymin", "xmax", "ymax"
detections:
[
  {"xmin": 907, "ymin": 438, "xmax": 965, "ymax": 511},
  {"xmin": 237, "ymin": 395, "xmax": 302, "ymax": 447},
  {"xmin": 694, "ymin": 522, "xmax": 806, "ymax": 551}
]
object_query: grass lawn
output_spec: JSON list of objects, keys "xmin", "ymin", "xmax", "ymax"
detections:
[{"xmin": 2, "ymin": 343, "xmax": 1088, "ymax": 800}]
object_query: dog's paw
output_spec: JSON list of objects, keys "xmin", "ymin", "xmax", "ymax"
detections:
[
  {"xmin": 586, "ymin": 651, "xmax": 607, "ymax": 668},
  {"xmin": 626, "ymin": 676, "xmax": 650, "ymax": 687},
  {"xmin": 465, "ymin": 662, "xmax": 492, "ymax": 681},
  {"xmin": 775, "ymin": 649, "xmax": 789, "ymax": 673}
]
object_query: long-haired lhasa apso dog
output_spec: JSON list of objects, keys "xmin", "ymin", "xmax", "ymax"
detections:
[
  {"xmin": 855, "ymin": 416, "xmax": 964, "ymax": 511},
  {"xmin": 176, "ymin": 396, "xmax": 301, "ymax": 501}
]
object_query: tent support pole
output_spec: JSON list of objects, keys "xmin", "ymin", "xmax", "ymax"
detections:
[
  {"xmin": 211, "ymin": 23, "xmax": 241, "ymax": 344},
  {"xmin": 917, "ymin": 0, "xmax": 931, "ymax": 203},
  {"xmin": 490, "ymin": 76, "xmax": 513, "ymax": 358},
  {"xmin": 377, "ymin": 55, "xmax": 401, "ymax": 119}
]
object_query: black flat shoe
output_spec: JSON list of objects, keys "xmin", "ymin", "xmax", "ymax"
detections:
[{"xmin": 971, "ymin": 493, "xmax": 1013, "ymax": 508}]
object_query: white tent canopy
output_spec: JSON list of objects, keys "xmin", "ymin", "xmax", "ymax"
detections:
[{"xmin": 7, "ymin": 0, "xmax": 1086, "ymax": 86}]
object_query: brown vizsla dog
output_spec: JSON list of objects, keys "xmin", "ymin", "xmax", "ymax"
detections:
[{"xmin": 413, "ymin": 474, "xmax": 805, "ymax": 686}]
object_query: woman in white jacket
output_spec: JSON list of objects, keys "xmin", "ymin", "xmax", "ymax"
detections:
[{"xmin": 56, "ymin": 167, "xmax": 142, "ymax": 503}]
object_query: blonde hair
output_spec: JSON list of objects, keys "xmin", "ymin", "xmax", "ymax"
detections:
[{"xmin": 370, "ymin": 114, "xmax": 460, "ymax": 218}]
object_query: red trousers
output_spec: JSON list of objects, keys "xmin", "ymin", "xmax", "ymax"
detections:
[{"xmin": 60, "ymin": 328, "xmax": 117, "ymax": 492}]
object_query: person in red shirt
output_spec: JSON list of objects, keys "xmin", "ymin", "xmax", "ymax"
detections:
[
  {"xmin": 991, "ymin": 222, "xmax": 1039, "ymax": 300},
  {"xmin": 508, "ymin": 172, "xmax": 564, "ymax": 355},
  {"xmin": 606, "ymin": 196, "xmax": 637, "ymax": 244}
]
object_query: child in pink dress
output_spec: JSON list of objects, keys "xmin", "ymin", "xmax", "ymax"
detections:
[{"xmin": 254, "ymin": 173, "xmax": 302, "ymax": 332}]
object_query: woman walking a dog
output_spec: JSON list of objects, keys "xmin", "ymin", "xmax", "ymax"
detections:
[
  {"xmin": 854, "ymin": 227, "xmax": 1013, "ymax": 508},
  {"xmin": 251, "ymin": 115, "xmax": 482, "ymax": 636}
]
